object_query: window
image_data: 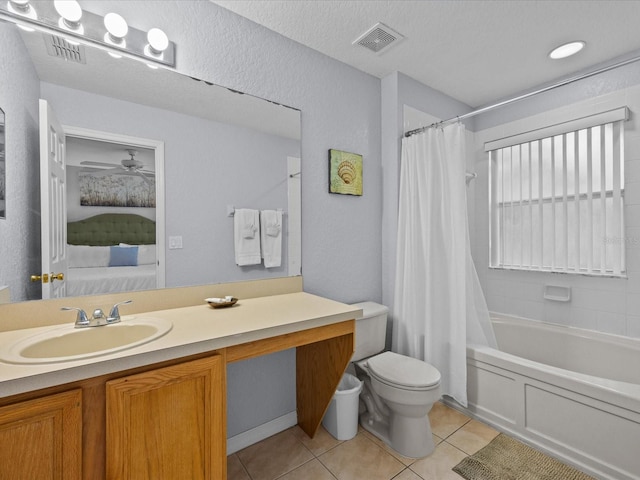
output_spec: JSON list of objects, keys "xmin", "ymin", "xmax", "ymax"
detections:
[{"xmin": 488, "ymin": 108, "xmax": 627, "ymax": 276}]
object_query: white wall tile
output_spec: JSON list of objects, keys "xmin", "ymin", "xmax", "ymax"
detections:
[
  {"xmin": 626, "ymin": 315, "xmax": 640, "ymax": 338},
  {"xmin": 543, "ymin": 302, "xmax": 572, "ymax": 326},
  {"xmin": 571, "ymin": 287, "xmax": 627, "ymax": 314},
  {"xmin": 624, "ymin": 136, "xmax": 640, "ymax": 162},
  {"xmin": 626, "ymin": 292, "xmax": 640, "ymax": 313},
  {"xmin": 626, "ymin": 250, "xmax": 640, "ymax": 272},
  {"xmin": 568, "ymin": 307, "xmax": 599, "ymax": 330},
  {"xmin": 624, "ymin": 181, "xmax": 640, "ymax": 205},
  {"xmin": 624, "ymin": 205, "xmax": 640, "ymax": 227},
  {"xmin": 509, "ymin": 299, "xmax": 544, "ymax": 320},
  {"xmin": 596, "ymin": 311, "xmax": 627, "ymax": 335},
  {"xmin": 624, "ymin": 272, "xmax": 640, "ymax": 293},
  {"xmin": 626, "ymin": 227, "xmax": 640, "ymax": 272},
  {"xmin": 624, "ymin": 227, "xmax": 640, "ymax": 252}
]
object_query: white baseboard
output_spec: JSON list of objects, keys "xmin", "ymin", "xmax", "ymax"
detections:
[{"xmin": 227, "ymin": 411, "xmax": 298, "ymax": 455}]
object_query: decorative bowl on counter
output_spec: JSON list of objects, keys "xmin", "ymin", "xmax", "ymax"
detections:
[{"xmin": 205, "ymin": 296, "xmax": 238, "ymax": 309}]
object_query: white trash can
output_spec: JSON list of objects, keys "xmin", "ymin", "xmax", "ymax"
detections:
[{"xmin": 322, "ymin": 373, "xmax": 363, "ymax": 440}]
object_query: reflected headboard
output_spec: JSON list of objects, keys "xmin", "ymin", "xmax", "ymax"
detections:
[{"xmin": 67, "ymin": 213, "xmax": 156, "ymax": 246}]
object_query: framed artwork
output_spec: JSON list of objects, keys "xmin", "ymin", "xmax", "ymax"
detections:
[
  {"xmin": 79, "ymin": 172, "xmax": 156, "ymax": 208},
  {"xmin": 328, "ymin": 149, "xmax": 363, "ymax": 196}
]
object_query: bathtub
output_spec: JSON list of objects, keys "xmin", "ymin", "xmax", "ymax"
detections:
[{"xmin": 452, "ymin": 314, "xmax": 640, "ymax": 480}]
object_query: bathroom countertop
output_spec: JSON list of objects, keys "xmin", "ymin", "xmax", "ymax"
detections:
[{"xmin": 0, "ymin": 292, "xmax": 362, "ymax": 398}]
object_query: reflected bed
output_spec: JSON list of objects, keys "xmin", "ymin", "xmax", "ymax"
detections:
[
  {"xmin": 66, "ymin": 213, "xmax": 156, "ymax": 296},
  {"xmin": 66, "ymin": 264, "xmax": 156, "ymax": 297}
]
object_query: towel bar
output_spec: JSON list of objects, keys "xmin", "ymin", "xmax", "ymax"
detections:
[{"xmin": 227, "ymin": 205, "xmax": 284, "ymax": 217}]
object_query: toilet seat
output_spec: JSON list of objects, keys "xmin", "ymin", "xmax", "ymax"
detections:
[{"xmin": 367, "ymin": 351, "xmax": 440, "ymax": 391}]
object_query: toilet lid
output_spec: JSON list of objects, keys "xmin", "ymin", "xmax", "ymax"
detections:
[{"xmin": 367, "ymin": 351, "xmax": 441, "ymax": 389}]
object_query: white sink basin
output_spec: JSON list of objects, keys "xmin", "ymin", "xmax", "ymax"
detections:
[{"xmin": 0, "ymin": 317, "xmax": 173, "ymax": 365}]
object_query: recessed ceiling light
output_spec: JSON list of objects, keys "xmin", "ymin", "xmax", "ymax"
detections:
[{"xmin": 549, "ymin": 41, "xmax": 586, "ymax": 60}]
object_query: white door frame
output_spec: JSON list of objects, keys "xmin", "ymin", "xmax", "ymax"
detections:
[{"xmin": 63, "ymin": 125, "xmax": 166, "ymax": 289}]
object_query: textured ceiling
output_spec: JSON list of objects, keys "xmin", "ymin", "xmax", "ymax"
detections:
[{"xmin": 212, "ymin": 0, "xmax": 640, "ymax": 108}]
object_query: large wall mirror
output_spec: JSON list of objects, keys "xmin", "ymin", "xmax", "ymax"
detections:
[{"xmin": 0, "ymin": 19, "xmax": 301, "ymax": 304}]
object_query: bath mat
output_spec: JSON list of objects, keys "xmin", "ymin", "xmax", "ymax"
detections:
[{"xmin": 452, "ymin": 434, "xmax": 595, "ymax": 480}]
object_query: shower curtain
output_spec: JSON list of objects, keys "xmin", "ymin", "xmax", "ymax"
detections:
[{"xmin": 392, "ymin": 122, "xmax": 496, "ymax": 408}]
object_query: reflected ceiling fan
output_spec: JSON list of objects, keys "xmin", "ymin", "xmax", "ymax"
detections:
[{"xmin": 80, "ymin": 149, "xmax": 154, "ymax": 185}]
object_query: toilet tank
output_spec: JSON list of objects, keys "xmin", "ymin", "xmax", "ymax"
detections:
[{"xmin": 351, "ymin": 302, "xmax": 389, "ymax": 362}]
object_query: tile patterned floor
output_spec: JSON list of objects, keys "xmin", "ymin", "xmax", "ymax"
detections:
[{"xmin": 227, "ymin": 402, "xmax": 500, "ymax": 480}]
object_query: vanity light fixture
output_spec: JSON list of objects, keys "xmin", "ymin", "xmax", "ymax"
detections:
[
  {"xmin": 0, "ymin": 0, "xmax": 176, "ymax": 68},
  {"xmin": 549, "ymin": 41, "xmax": 586, "ymax": 60}
]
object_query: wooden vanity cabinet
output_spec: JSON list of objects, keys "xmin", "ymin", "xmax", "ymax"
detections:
[
  {"xmin": 0, "ymin": 389, "xmax": 82, "ymax": 480},
  {"xmin": 106, "ymin": 355, "xmax": 225, "ymax": 480},
  {"xmin": 0, "ymin": 317, "xmax": 354, "ymax": 480},
  {"xmin": 0, "ymin": 352, "xmax": 225, "ymax": 480}
]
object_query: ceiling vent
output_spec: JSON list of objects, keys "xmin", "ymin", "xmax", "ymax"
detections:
[
  {"xmin": 44, "ymin": 35, "xmax": 86, "ymax": 64},
  {"xmin": 353, "ymin": 22, "xmax": 404, "ymax": 55}
]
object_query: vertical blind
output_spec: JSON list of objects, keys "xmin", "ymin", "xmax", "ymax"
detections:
[{"xmin": 487, "ymin": 107, "xmax": 628, "ymax": 276}]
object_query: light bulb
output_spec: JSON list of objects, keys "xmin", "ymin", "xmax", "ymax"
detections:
[
  {"xmin": 8, "ymin": 0, "xmax": 29, "ymax": 11},
  {"xmin": 54, "ymin": 1, "xmax": 83, "ymax": 36},
  {"xmin": 104, "ymin": 13, "xmax": 128, "ymax": 41},
  {"xmin": 8, "ymin": 0, "xmax": 37, "ymax": 20},
  {"xmin": 146, "ymin": 27, "xmax": 169, "ymax": 54},
  {"xmin": 54, "ymin": 0, "xmax": 81, "ymax": 22}
]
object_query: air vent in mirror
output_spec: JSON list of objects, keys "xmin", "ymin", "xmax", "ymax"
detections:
[{"xmin": 44, "ymin": 35, "xmax": 86, "ymax": 64}]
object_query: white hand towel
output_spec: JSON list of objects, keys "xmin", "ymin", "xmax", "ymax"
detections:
[
  {"xmin": 260, "ymin": 210, "xmax": 282, "ymax": 268},
  {"xmin": 234, "ymin": 209, "xmax": 261, "ymax": 266}
]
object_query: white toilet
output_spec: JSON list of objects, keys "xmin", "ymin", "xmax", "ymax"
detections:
[{"xmin": 351, "ymin": 302, "xmax": 441, "ymax": 459}]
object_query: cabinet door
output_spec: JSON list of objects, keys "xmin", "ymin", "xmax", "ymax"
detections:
[
  {"xmin": 106, "ymin": 355, "xmax": 225, "ymax": 480},
  {"xmin": 0, "ymin": 389, "xmax": 82, "ymax": 480}
]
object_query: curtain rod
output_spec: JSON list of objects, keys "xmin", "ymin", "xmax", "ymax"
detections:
[{"xmin": 404, "ymin": 53, "xmax": 640, "ymax": 138}]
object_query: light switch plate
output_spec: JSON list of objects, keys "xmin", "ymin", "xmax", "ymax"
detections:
[{"xmin": 168, "ymin": 236, "xmax": 183, "ymax": 249}]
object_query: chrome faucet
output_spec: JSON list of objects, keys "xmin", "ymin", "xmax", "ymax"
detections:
[
  {"xmin": 62, "ymin": 300, "xmax": 133, "ymax": 328},
  {"xmin": 61, "ymin": 307, "xmax": 91, "ymax": 327},
  {"xmin": 108, "ymin": 300, "xmax": 133, "ymax": 323}
]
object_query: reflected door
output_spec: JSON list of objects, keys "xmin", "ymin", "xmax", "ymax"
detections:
[{"xmin": 39, "ymin": 99, "xmax": 68, "ymax": 299}]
